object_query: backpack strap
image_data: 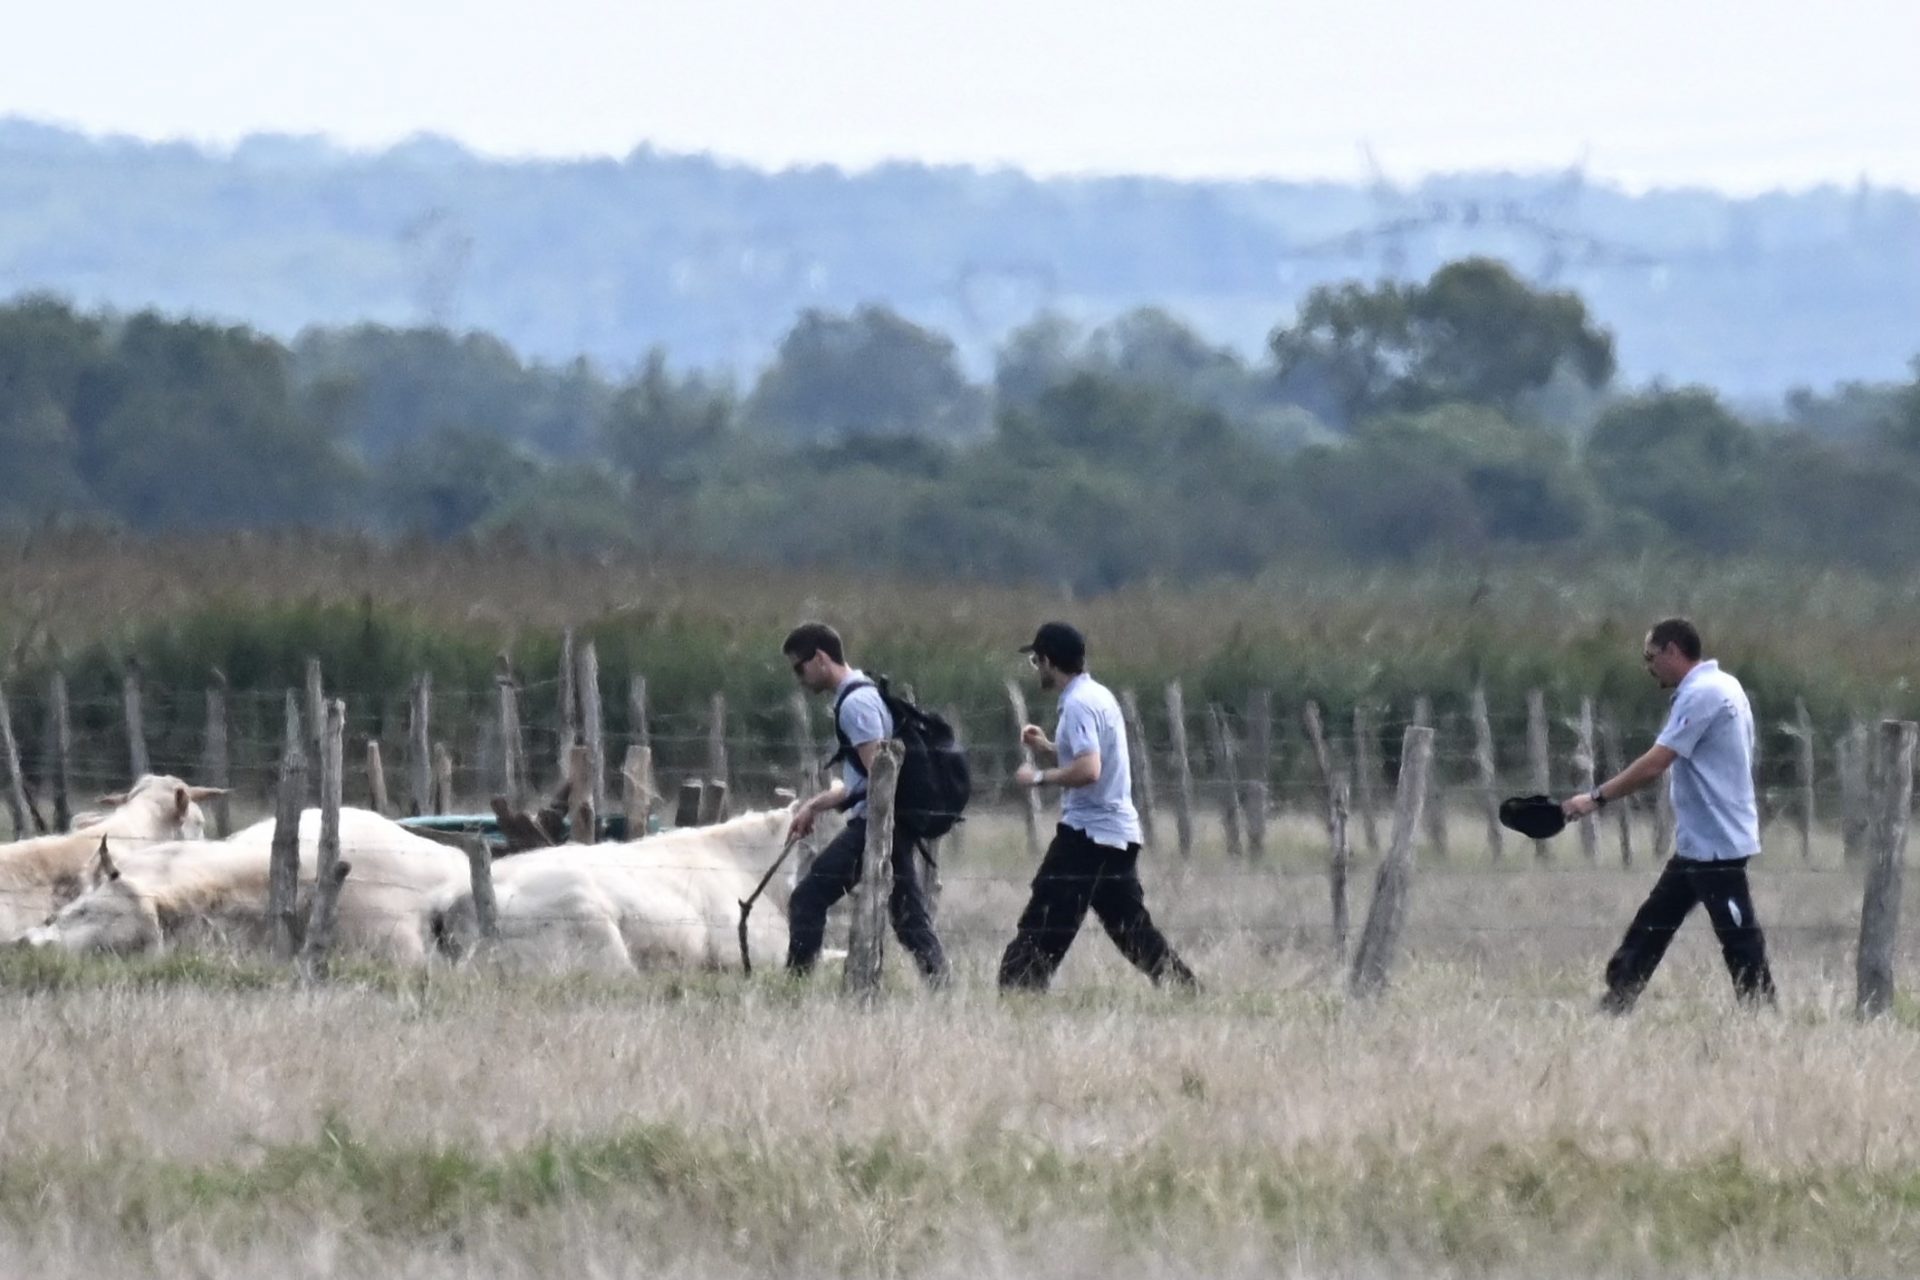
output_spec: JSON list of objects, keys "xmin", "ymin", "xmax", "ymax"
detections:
[{"xmin": 828, "ymin": 678, "xmax": 878, "ymax": 780}]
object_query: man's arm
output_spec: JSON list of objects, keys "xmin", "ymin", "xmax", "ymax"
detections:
[
  {"xmin": 1563, "ymin": 744, "xmax": 1676, "ymax": 818},
  {"xmin": 788, "ymin": 779, "xmax": 849, "ymax": 839},
  {"xmin": 1017, "ymin": 748, "xmax": 1100, "ymax": 790}
]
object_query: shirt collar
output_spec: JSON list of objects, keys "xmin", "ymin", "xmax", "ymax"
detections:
[
  {"xmin": 1061, "ymin": 672, "xmax": 1089, "ymax": 696},
  {"xmin": 834, "ymin": 668, "xmax": 867, "ymax": 696},
  {"xmin": 1676, "ymin": 659, "xmax": 1719, "ymax": 694}
]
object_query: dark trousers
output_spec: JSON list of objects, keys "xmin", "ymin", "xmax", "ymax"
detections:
[
  {"xmin": 998, "ymin": 824, "xmax": 1196, "ymax": 992},
  {"xmin": 1603, "ymin": 856, "xmax": 1776, "ymax": 1011},
  {"xmin": 786, "ymin": 817, "xmax": 948, "ymax": 984}
]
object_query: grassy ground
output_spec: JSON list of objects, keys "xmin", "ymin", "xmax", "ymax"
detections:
[{"xmin": 1, "ymin": 809, "xmax": 1916, "ymax": 1277}]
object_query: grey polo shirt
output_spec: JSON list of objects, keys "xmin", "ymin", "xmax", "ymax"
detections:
[
  {"xmin": 1655, "ymin": 659, "xmax": 1761, "ymax": 862},
  {"xmin": 1054, "ymin": 673, "xmax": 1143, "ymax": 850},
  {"xmin": 834, "ymin": 669, "xmax": 892, "ymax": 820}
]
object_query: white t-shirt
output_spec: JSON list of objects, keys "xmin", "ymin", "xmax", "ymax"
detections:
[{"xmin": 1053, "ymin": 673, "xmax": 1143, "ymax": 850}]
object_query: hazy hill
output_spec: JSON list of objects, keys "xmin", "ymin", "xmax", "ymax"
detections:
[{"xmin": 2, "ymin": 118, "xmax": 1916, "ymax": 399}]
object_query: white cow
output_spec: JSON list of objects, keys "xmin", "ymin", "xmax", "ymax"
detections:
[
  {"xmin": 26, "ymin": 807, "xmax": 468, "ymax": 965},
  {"xmin": 0, "ymin": 775, "xmax": 222, "ymax": 942},
  {"xmin": 433, "ymin": 805, "xmax": 801, "ymax": 975}
]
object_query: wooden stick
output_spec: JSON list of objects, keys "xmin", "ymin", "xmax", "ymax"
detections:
[
  {"xmin": 1856, "ymin": 719, "xmax": 1917, "ymax": 1017},
  {"xmin": 1120, "ymin": 689, "xmax": 1159, "ymax": 850},
  {"xmin": 1526, "ymin": 688, "xmax": 1551, "ymax": 861},
  {"xmin": 202, "ymin": 672, "xmax": 232, "ymax": 837},
  {"xmin": 48, "ymin": 670, "xmax": 72, "ymax": 833},
  {"xmin": 269, "ymin": 691, "xmax": 306, "ymax": 961},
  {"xmin": 1007, "ymin": 678, "xmax": 1042, "ymax": 857},
  {"xmin": 408, "ymin": 673, "xmax": 432, "ymax": 818},
  {"xmin": 1350, "ymin": 724, "xmax": 1435, "ymax": 997},
  {"xmin": 1165, "ymin": 681, "xmax": 1196, "ymax": 859},
  {"xmin": 123, "ymin": 663, "xmax": 150, "ymax": 781},
  {"xmin": 365, "ymin": 740, "xmax": 390, "ymax": 816},
  {"xmin": 1205, "ymin": 704, "xmax": 1245, "ymax": 860},
  {"xmin": 300, "ymin": 699, "xmax": 348, "ymax": 981},
  {"xmin": 1351, "ymin": 702, "xmax": 1381, "ymax": 856},
  {"xmin": 576, "ymin": 640, "xmax": 606, "ymax": 819},
  {"xmin": 843, "ymin": 740, "xmax": 903, "ymax": 1002},
  {"xmin": 1469, "ymin": 684, "xmax": 1502, "ymax": 861}
]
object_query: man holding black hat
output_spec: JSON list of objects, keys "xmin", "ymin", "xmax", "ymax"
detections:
[
  {"xmin": 1562, "ymin": 617, "xmax": 1776, "ymax": 1013},
  {"xmin": 998, "ymin": 621, "xmax": 1198, "ymax": 993}
]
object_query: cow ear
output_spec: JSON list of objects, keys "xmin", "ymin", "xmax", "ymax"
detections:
[
  {"xmin": 97, "ymin": 791, "xmax": 128, "ymax": 807},
  {"xmin": 174, "ymin": 787, "xmax": 191, "ymax": 822},
  {"xmin": 91, "ymin": 838, "xmax": 120, "ymax": 887},
  {"xmin": 185, "ymin": 786, "xmax": 229, "ymax": 801}
]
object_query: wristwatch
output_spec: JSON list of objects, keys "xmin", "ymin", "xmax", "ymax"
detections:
[{"xmin": 1588, "ymin": 786, "xmax": 1608, "ymax": 807}]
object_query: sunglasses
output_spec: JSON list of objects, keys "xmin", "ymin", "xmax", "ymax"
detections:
[{"xmin": 790, "ymin": 655, "xmax": 810, "ymax": 677}]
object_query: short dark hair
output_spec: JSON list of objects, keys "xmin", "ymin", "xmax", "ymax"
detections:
[
  {"xmin": 1647, "ymin": 617, "xmax": 1702, "ymax": 660},
  {"xmin": 782, "ymin": 621, "xmax": 845, "ymax": 664}
]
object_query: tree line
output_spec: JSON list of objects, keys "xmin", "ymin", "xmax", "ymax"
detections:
[{"xmin": 3, "ymin": 258, "xmax": 1918, "ymax": 591}]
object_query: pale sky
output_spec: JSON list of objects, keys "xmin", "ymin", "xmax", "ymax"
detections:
[{"xmin": 7, "ymin": 0, "xmax": 1919, "ymax": 192}]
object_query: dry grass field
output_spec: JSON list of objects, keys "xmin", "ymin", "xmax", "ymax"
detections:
[{"xmin": 3, "ymin": 808, "xmax": 1918, "ymax": 1278}]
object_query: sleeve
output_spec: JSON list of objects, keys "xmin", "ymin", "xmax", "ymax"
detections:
[
  {"xmin": 839, "ymin": 688, "xmax": 891, "ymax": 749},
  {"xmin": 1056, "ymin": 699, "xmax": 1099, "ymax": 763},
  {"xmin": 1656, "ymin": 687, "xmax": 1727, "ymax": 759}
]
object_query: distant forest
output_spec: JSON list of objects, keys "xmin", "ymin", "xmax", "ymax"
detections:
[
  {"xmin": 2, "ymin": 119, "xmax": 1918, "ymax": 399},
  {"xmin": 3, "ymin": 258, "xmax": 1918, "ymax": 591}
]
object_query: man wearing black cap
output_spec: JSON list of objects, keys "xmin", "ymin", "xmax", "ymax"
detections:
[{"xmin": 998, "ymin": 621, "xmax": 1198, "ymax": 993}]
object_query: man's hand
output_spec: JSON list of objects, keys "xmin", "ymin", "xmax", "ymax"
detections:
[
  {"xmin": 1562, "ymin": 793, "xmax": 1599, "ymax": 820},
  {"xmin": 1014, "ymin": 763, "xmax": 1042, "ymax": 788},
  {"xmin": 1021, "ymin": 724, "xmax": 1053, "ymax": 755},
  {"xmin": 787, "ymin": 802, "xmax": 819, "ymax": 842}
]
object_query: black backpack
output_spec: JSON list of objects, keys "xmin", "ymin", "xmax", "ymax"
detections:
[{"xmin": 830, "ymin": 676, "xmax": 972, "ymax": 839}]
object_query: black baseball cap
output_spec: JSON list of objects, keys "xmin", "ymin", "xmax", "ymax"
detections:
[{"xmin": 1019, "ymin": 621, "xmax": 1086, "ymax": 668}]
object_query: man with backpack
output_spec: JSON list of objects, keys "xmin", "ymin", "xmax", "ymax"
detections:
[
  {"xmin": 998, "ymin": 621, "xmax": 1199, "ymax": 994},
  {"xmin": 782, "ymin": 621, "xmax": 951, "ymax": 986}
]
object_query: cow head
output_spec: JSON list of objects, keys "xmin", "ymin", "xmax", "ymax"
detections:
[
  {"xmin": 83, "ymin": 776, "xmax": 226, "ymax": 842},
  {"xmin": 25, "ymin": 839, "xmax": 162, "ymax": 956}
]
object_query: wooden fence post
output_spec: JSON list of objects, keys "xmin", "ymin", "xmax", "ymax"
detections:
[
  {"xmin": 621, "ymin": 746, "xmax": 651, "ymax": 837},
  {"xmin": 942, "ymin": 703, "xmax": 969, "ymax": 862},
  {"xmin": 1302, "ymin": 702, "xmax": 1353, "ymax": 955},
  {"xmin": 202, "ymin": 672, "xmax": 232, "ymax": 837},
  {"xmin": 1349, "ymin": 725, "xmax": 1435, "ymax": 997},
  {"xmin": 123, "ymin": 662, "xmax": 150, "ymax": 781},
  {"xmin": 496, "ymin": 653, "xmax": 525, "ymax": 809},
  {"xmin": 1791, "ymin": 698, "xmax": 1816, "ymax": 861},
  {"xmin": 1598, "ymin": 711, "xmax": 1634, "ymax": 866},
  {"xmin": 1120, "ymin": 689, "xmax": 1158, "ymax": 849},
  {"xmin": 1838, "ymin": 722, "xmax": 1870, "ymax": 862},
  {"xmin": 675, "ymin": 779, "xmax": 705, "ymax": 828},
  {"xmin": 408, "ymin": 673, "xmax": 432, "ymax": 817},
  {"xmin": 708, "ymin": 692, "xmax": 730, "ymax": 813},
  {"xmin": 576, "ymin": 640, "xmax": 606, "ymax": 819},
  {"xmin": 699, "ymin": 780, "xmax": 729, "ymax": 826},
  {"xmin": 790, "ymin": 689, "xmax": 820, "ymax": 800},
  {"xmin": 843, "ymin": 740, "xmax": 903, "ymax": 1002},
  {"xmin": 1413, "ymin": 695, "xmax": 1449, "ymax": 860},
  {"xmin": 433, "ymin": 742, "xmax": 455, "ymax": 815},
  {"xmin": 1351, "ymin": 702, "xmax": 1383, "ymax": 856},
  {"xmin": 557, "ymin": 627, "xmax": 578, "ymax": 775},
  {"xmin": 1470, "ymin": 684, "xmax": 1502, "ymax": 861},
  {"xmin": 47, "ymin": 670, "xmax": 72, "ymax": 833},
  {"xmin": 299, "ymin": 698, "xmax": 351, "ymax": 982},
  {"xmin": 0, "ymin": 679, "xmax": 32, "ymax": 839},
  {"xmin": 304, "ymin": 656, "xmax": 324, "ymax": 800},
  {"xmin": 1856, "ymin": 719, "xmax": 1917, "ymax": 1017},
  {"xmin": 1573, "ymin": 697, "xmax": 1600, "ymax": 862},
  {"xmin": 1165, "ymin": 681, "xmax": 1196, "ymax": 860},
  {"xmin": 1205, "ymin": 704, "xmax": 1246, "ymax": 860},
  {"xmin": 567, "ymin": 744, "xmax": 595, "ymax": 842},
  {"xmin": 269, "ymin": 692, "xmax": 306, "ymax": 961},
  {"xmin": 463, "ymin": 836, "xmax": 498, "ymax": 951},
  {"xmin": 1246, "ymin": 689, "xmax": 1272, "ymax": 860},
  {"xmin": 1007, "ymin": 678, "xmax": 1043, "ymax": 857},
  {"xmin": 365, "ymin": 740, "xmax": 390, "ymax": 816},
  {"xmin": 1526, "ymin": 688, "xmax": 1552, "ymax": 861}
]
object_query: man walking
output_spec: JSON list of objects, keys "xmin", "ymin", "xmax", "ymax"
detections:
[
  {"xmin": 1563, "ymin": 617, "xmax": 1776, "ymax": 1012},
  {"xmin": 998, "ymin": 621, "xmax": 1197, "ymax": 993},
  {"xmin": 782, "ymin": 622, "xmax": 949, "ymax": 986}
]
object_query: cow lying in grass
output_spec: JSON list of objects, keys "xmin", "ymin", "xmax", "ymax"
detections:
[
  {"xmin": 0, "ymin": 775, "xmax": 223, "ymax": 942},
  {"xmin": 432, "ymin": 804, "xmax": 804, "ymax": 975},
  {"xmin": 24, "ymin": 807, "xmax": 467, "ymax": 965}
]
